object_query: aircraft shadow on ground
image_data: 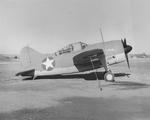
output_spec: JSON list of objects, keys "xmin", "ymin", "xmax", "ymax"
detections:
[{"xmin": 107, "ymin": 81, "xmax": 150, "ymax": 90}]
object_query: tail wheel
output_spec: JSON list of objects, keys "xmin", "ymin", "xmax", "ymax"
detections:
[{"xmin": 104, "ymin": 71, "xmax": 115, "ymax": 82}]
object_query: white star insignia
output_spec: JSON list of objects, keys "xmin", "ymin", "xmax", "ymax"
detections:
[{"xmin": 42, "ymin": 57, "xmax": 55, "ymax": 71}]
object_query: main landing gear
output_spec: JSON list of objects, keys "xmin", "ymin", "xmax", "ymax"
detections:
[{"xmin": 104, "ymin": 71, "xmax": 115, "ymax": 82}]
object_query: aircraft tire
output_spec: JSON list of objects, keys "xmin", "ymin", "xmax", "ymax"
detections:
[{"xmin": 104, "ymin": 71, "xmax": 115, "ymax": 82}]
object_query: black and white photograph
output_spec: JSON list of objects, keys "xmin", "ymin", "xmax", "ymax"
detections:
[{"xmin": 0, "ymin": 0, "xmax": 150, "ymax": 120}]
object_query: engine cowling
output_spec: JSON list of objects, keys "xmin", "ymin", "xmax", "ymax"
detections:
[{"xmin": 106, "ymin": 53, "xmax": 126, "ymax": 65}]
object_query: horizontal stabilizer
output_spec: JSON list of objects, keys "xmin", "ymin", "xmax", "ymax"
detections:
[{"xmin": 16, "ymin": 69, "xmax": 35, "ymax": 76}]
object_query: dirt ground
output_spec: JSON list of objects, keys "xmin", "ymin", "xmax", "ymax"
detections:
[{"xmin": 0, "ymin": 58, "xmax": 150, "ymax": 120}]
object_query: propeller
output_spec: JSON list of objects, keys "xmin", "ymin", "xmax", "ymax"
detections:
[
  {"xmin": 125, "ymin": 52, "xmax": 130, "ymax": 69},
  {"xmin": 121, "ymin": 38, "xmax": 132, "ymax": 70}
]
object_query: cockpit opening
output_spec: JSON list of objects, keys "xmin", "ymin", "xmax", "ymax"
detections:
[{"xmin": 55, "ymin": 42, "xmax": 88, "ymax": 56}]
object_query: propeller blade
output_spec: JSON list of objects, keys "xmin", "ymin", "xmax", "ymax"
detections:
[
  {"xmin": 124, "ymin": 38, "xmax": 127, "ymax": 47},
  {"xmin": 125, "ymin": 53, "xmax": 130, "ymax": 70},
  {"xmin": 121, "ymin": 39, "xmax": 124, "ymax": 48}
]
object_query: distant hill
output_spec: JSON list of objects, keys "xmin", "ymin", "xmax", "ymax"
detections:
[
  {"xmin": 0, "ymin": 54, "xmax": 18, "ymax": 62},
  {"xmin": 130, "ymin": 53, "xmax": 150, "ymax": 58}
]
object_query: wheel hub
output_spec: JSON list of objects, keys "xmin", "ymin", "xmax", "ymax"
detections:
[
  {"xmin": 106, "ymin": 74, "xmax": 113, "ymax": 81},
  {"xmin": 104, "ymin": 72, "xmax": 115, "ymax": 82}
]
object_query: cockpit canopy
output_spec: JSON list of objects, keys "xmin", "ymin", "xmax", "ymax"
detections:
[{"xmin": 55, "ymin": 42, "xmax": 88, "ymax": 56}]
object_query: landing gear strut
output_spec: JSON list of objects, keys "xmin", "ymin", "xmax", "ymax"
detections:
[
  {"xmin": 104, "ymin": 71, "xmax": 115, "ymax": 82},
  {"xmin": 32, "ymin": 75, "xmax": 37, "ymax": 80}
]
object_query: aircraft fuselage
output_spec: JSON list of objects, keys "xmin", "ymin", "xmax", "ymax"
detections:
[{"xmin": 32, "ymin": 40, "xmax": 132, "ymax": 77}]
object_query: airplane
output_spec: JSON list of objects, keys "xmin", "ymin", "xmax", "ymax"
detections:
[{"xmin": 16, "ymin": 38, "xmax": 132, "ymax": 85}]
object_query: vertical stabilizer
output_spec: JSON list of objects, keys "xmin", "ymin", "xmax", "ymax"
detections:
[{"xmin": 20, "ymin": 47, "xmax": 45, "ymax": 71}]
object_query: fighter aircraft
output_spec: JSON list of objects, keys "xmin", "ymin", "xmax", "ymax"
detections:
[{"xmin": 16, "ymin": 38, "xmax": 132, "ymax": 83}]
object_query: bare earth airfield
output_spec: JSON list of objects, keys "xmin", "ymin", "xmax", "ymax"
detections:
[{"xmin": 0, "ymin": 58, "xmax": 150, "ymax": 120}]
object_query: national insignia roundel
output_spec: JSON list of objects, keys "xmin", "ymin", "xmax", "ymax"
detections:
[{"xmin": 41, "ymin": 57, "xmax": 55, "ymax": 71}]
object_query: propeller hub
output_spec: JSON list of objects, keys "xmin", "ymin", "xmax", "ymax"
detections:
[{"xmin": 124, "ymin": 45, "xmax": 132, "ymax": 54}]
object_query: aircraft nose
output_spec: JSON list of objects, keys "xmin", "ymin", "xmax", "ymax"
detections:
[{"xmin": 124, "ymin": 45, "xmax": 132, "ymax": 54}]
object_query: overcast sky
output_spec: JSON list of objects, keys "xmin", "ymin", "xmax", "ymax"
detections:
[{"xmin": 0, "ymin": 0, "xmax": 149, "ymax": 54}]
